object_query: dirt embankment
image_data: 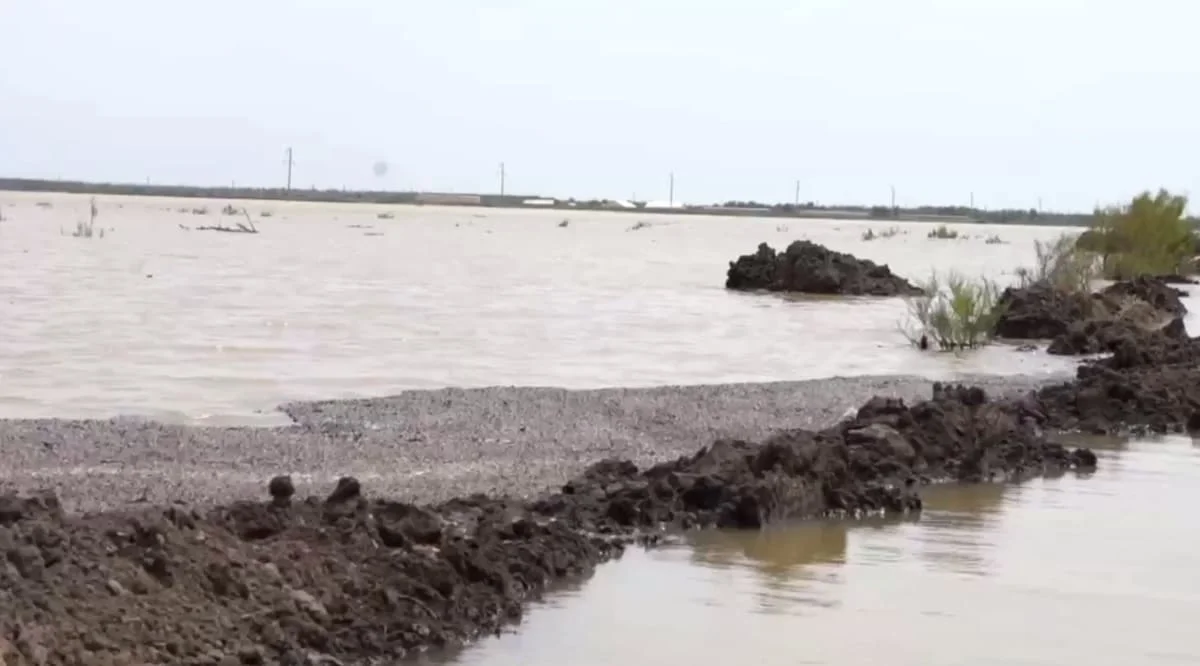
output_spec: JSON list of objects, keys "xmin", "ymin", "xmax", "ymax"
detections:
[
  {"xmin": 994, "ymin": 276, "xmax": 1190, "ymax": 356},
  {"xmin": 1, "ymin": 381, "xmax": 1096, "ymax": 665},
  {"xmin": 725, "ymin": 240, "xmax": 922, "ymax": 297}
]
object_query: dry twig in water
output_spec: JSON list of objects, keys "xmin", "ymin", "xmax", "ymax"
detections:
[{"xmin": 195, "ymin": 208, "xmax": 259, "ymax": 234}]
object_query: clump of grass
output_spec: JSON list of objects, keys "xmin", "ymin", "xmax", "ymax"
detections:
[
  {"xmin": 260, "ymin": 210, "xmax": 273, "ymax": 218},
  {"xmin": 220, "ymin": 204, "xmax": 240, "ymax": 216},
  {"xmin": 1080, "ymin": 189, "xmax": 1195, "ymax": 279},
  {"xmin": 35, "ymin": 201, "xmax": 52, "ymax": 209},
  {"xmin": 984, "ymin": 234, "xmax": 1005, "ymax": 245},
  {"xmin": 67, "ymin": 198, "xmax": 104, "ymax": 239},
  {"xmin": 927, "ymin": 224, "xmax": 959, "ymax": 240},
  {"xmin": 902, "ymin": 271, "xmax": 1005, "ymax": 351},
  {"xmin": 191, "ymin": 207, "xmax": 209, "ymax": 215},
  {"xmin": 880, "ymin": 226, "xmax": 902, "ymax": 238},
  {"xmin": 1015, "ymin": 233, "xmax": 1098, "ymax": 293},
  {"xmin": 861, "ymin": 226, "xmax": 901, "ymax": 241},
  {"xmin": 377, "ymin": 212, "xmax": 395, "ymax": 220}
]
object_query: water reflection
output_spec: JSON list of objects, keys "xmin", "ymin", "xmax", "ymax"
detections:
[
  {"xmin": 912, "ymin": 482, "xmax": 1008, "ymax": 577},
  {"xmin": 446, "ymin": 438, "xmax": 1200, "ymax": 666},
  {"xmin": 686, "ymin": 521, "xmax": 852, "ymax": 613}
]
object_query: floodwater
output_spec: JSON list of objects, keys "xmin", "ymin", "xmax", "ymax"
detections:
[
  {"xmin": 4, "ymin": 192, "xmax": 1200, "ymax": 665},
  {"xmin": 440, "ymin": 435, "xmax": 1200, "ymax": 666},
  {"xmin": 0, "ymin": 191, "xmax": 1134, "ymax": 425}
]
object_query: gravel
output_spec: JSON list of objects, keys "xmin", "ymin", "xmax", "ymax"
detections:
[{"xmin": 0, "ymin": 373, "xmax": 1069, "ymax": 513}]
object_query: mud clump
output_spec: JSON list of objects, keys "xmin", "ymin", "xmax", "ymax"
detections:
[
  {"xmin": 994, "ymin": 277, "xmax": 1188, "ymax": 356},
  {"xmin": 725, "ymin": 240, "xmax": 923, "ymax": 297},
  {"xmin": 0, "ymin": 483, "xmax": 621, "ymax": 665},
  {"xmin": 0, "ymin": 384, "xmax": 1097, "ymax": 664},
  {"xmin": 1039, "ymin": 334, "xmax": 1200, "ymax": 435}
]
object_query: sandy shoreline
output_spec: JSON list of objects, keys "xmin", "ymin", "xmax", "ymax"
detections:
[{"xmin": 0, "ymin": 373, "xmax": 1068, "ymax": 513}]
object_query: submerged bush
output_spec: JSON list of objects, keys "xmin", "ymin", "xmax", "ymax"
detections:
[
  {"xmin": 927, "ymin": 224, "xmax": 959, "ymax": 240},
  {"xmin": 902, "ymin": 272, "xmax": 1005, "ymax": 351},
  {"xmin": 862, "ymin": 226, "xmax": 901, "ymax": 241},
  {"xmin": 1081, "ymin": 189, "xmax": 1195, "ymax": 279}
]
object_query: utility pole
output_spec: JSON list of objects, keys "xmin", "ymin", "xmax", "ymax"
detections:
[
  {"xmin": 669, "ymin": 172, "xmax": 675, "ymax": 206},
  {"xmin": 499, "ymin": 162, "xmax": 506, "ymax": 196},
  {"xmin": 285, "ymin": 147, "xmax": 294, "ymax": 192},
  {"xmin": 970, "ymin": 192, "xmax": 975, "ymax": 209},
  {"xmin": 794, "ymin": 180, "xmax": 800, "ymax": 206},
  {"xmin": 890, "ymin": 185, "xmax": 896, "ymax": 209}
]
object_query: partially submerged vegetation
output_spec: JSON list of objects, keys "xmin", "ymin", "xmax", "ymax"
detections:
[
  {"xmin": 906, "ymin": 189, "xmax": 1197, "ymax": 353},
  {"xmin": 927, "ymin": 224, "xmax": 959, "ymax": 240},
  {"xmin": 64, "ymin": 197, "xmax": 103, "ymax": 239},
  {"xmin": 1075, "ymin": 189, "xmax": 1196, "ymax": 279},
  {"xmin": 1015, "ymin": 233, "xmax": 1098, "ymax": 294},
  {"xmin": 861, "ymin": 226, "xmax": 901, "ymax": 241},
  {"xmin": 194, "ymin": 207, "xmax": 259, "ymax": 234},
  {"xmin": 902, "ymin": 272, "xmax": 1005, "ymax": 350}
]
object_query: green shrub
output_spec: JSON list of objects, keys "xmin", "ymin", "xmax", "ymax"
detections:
[
  {"xmin": 1083, "ymin": 189, "xmax": 1195, "ymax": 278},
  {"xmin": 902, "ymin": 272, "xmax": 1005, "ymax": 351}
]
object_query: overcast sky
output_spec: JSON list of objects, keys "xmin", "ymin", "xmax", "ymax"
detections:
[{"xmin": 1, "ymin": 0, "xmax": 1196, "ymax": 211}]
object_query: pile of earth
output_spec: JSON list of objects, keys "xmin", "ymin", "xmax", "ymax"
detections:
[
  {"xmin": 0, "ymin": 384, "xmax": 1095, "ymax": 666},
  {"xmin": 725, "ymin": 240, "xmax": 923, "ymax": 297},
  {"xmin": 1038, "ymin": 331, "xmax": 1200, "ymax": 435},
  {"xmin": 993, "ymin": 276, "xmax": 1189, "ymax": 355}
]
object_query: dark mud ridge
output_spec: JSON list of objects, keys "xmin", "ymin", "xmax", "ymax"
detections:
[
  {"xmin": 994, "ymin": 276, "xmax": 1190, "ymax": 356},
  {"xmin": 1, "ymin": 381, "xmax": 1102, "ymax": 665},
  {"xmin": 726, "ymin": 240, "xmax": 923, "ymax": 296}
]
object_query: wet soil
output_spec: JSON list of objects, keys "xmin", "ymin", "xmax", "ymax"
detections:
[
  {"xmin": 1, "ymin": 381, "xmax": 1097, "ymax": 665},
  {"xmin": 994, "ymin": 276, "xmax": 1189, "ymax": 356},
  {"xmin": 725, "ymin": 240, "xmax": 923, "ymax": 296}
]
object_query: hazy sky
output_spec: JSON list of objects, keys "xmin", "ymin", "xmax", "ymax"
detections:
[{"xmin": 1, "ymin": 0, "xmax": 1196, "ymax": 211}]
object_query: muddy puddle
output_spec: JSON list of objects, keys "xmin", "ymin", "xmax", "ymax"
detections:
[{"xmin": 432, "ymin": 436, "xmax": 1200, "ymax": 666}]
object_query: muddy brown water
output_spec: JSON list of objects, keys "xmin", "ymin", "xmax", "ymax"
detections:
[
  {"xmin": 0, "ymin": 191, "xmax": 1134, "ymax": 425},
  {"xmin": 435, "ymin": 436, "xmax": 1200, "ymax": 666},
  {"xmin": 3, "ymin": 193, "xmax": 1200, "ymax": 664}
]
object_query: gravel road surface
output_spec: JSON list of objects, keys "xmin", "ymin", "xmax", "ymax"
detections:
[{"xmin": 0, "ymin": 374, "xmax": 1068, "ymax": 512}]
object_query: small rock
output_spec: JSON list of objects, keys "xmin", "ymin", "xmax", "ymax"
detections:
[
  {"xmin": 325, "ymin": 477, "xmax": 361, "ymax": 504},
  {"xmin": 289, "ymin": 589, "xmax": 330, "ymax": 623},
  {"xmin": 106, "ymin": 579, "xmax": 128, "ymax": 596},
  {"xmin": 7, "ymin": 545, "xmax": 45, "ymax": 579},
  {"xmin": 268, "ymin": 476, "xmax": 295, "ymax": 501},
  {"xmin": 845, "ymin": 423, "xmax": 916, "ymax": 461},
  {"xmin": 237, "ymin": 644, "xmax": 266, "ymax": 664}
]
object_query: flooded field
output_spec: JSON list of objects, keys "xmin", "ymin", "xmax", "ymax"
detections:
[
  {"xmin": 442, "ymin": 435, "xmax": 1200, "ymax": 666},
  {"xmin": 0, "ymin": 192, "xmax": 1105, "ymax": 425},
  {"xmin": 3, "ymin": 192, "xmax": 1199, "ymax": 665}
]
